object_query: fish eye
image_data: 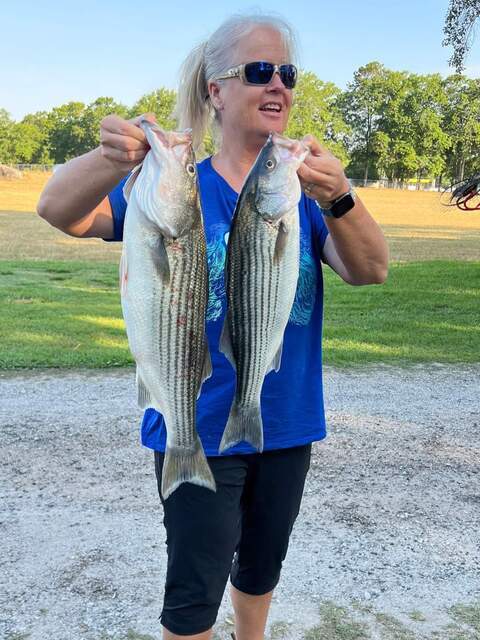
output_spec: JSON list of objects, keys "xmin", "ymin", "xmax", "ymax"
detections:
[
  {"xmin": 265, "ymin": 159, "xmax": 276, "ymax": 170},
  {"xmin": 186, "ymin": 163, "xmax": 196, "ymax": 176}
]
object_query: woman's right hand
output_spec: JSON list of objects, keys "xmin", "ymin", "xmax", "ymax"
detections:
[{"xmin": 100, "ymin": 113, "xmax": 157, "ymax": 171}]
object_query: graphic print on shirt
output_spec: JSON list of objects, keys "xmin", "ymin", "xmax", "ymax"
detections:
[
  {"xmin": 206, "ymin": 224, "xmax": 317, "ymax": 326},
  {"xmin": 288, "ymin": 228, "xmax": 317, "ymax": 326},
  {"xmin": 206, "ymin": 222, "xmax": 229, "ymax": 321}
]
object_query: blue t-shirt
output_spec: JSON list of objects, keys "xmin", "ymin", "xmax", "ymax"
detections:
[{"xmin": 108, "ymin": 157, "xmax": 330, "ymax": 455}]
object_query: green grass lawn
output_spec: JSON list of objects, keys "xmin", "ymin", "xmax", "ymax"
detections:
[{"xmin": 0, "ymin": 259, "xmax": 478, "ymax": 369}]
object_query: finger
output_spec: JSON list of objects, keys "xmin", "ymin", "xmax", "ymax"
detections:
[
  {"xmin": 301, "ymin": 134, "xmax": 330, "ymax": 157},
  {"xmin": 100, "ymin": 131, "xmax": 149, "ymax": 153},
  {"xmin": 130, "ymin": 112, "xmax": 157, "ymax": 126},
  {"xmin": 102, "ymin": 115, "xmax": 148, "ymax": 144},
  {"xmin": 302, "ymin": 154, "xmax": 338, "ymax": 176},
  {"xmin": 297, "ymin": 163, "xmax": 334, "ymax": 184},
  {"xmin": 101, "ymin": 145, "xmax": 148, "ymax": 164}
]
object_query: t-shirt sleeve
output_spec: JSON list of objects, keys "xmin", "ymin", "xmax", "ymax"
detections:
[
  {"xmin": 304, "ymin": 194, "xmax": 329, "ymax": 261},
  {"xmin": 103, "ymin": 175, "xmax": 129, "ymax": 242}
]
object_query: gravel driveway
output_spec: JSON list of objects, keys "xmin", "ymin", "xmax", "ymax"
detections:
[{"xmin": 1, "ymin": 365, "xmax": 479, "ymax": 640}]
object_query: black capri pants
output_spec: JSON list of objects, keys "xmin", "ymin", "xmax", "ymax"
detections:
[{"xmin": 153, "ymin": 443, "xmax": 311, "ymax": 636}]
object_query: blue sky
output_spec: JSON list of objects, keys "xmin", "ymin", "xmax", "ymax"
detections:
[{"xmin": 2, "ymin": 0, "xmax": 479, "ymax": 120}]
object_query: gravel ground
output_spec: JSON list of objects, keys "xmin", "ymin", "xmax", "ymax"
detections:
[{"xmin": 1, "ymin": 365, "xmax": 479, "ymax": 640}]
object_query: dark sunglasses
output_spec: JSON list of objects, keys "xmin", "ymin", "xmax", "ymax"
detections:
[{"xmin": 214, "ymin": 61, "xmax": 298, "ymax": 89}]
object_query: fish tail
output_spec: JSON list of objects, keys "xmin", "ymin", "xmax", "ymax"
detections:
[
  {"xmin": 161, "ymin": 438, "xmax": 216, "ymax": 500},
  {"xmin": 219, "ymin": 402, "xmax": 264, "ymax": 454}
]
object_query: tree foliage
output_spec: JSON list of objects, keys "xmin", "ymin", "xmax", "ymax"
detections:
[
  {"xmin": 443, "ymin": 0, "xmax": 480, "ymax": 72},
  {"xmin": 286, "ymin": 71, "xmax": 350, "ymax": 164},
  {"xmin": 129, "ymin": 89, "xmax": 177, "ymax": 130},
  {"xmin": 442, "ymin": 75, "xmax": 480, "ymax": 180},
  {"xmin": 340, "ymin": 62, "xmax": 389, "ymax": 182},
  {"xmin": 2, "ymin": 64, "xmax": 480, "ymax": 184}
]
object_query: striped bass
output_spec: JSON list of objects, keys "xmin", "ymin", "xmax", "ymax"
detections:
[
  {"xmin": 120, "ymin": 120, "xmax": 215, "ymax": 499},
  {"xmin": 219, "ymin": 133, "xmax": 308, "ymax": 453}
]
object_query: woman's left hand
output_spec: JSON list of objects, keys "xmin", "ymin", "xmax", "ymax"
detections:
[{"xmin": 298, "ymin": 134, "xmax": 350, "ymax": 208}]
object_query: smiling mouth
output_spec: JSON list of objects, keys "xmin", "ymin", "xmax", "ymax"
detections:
[{"xmin": 259, "ymin": 104, "xmax": 282, "ymax": 113}]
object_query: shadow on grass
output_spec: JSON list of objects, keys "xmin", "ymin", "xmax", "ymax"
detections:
[{"xmin": 1, "ymin": 259, "xmax": 479, "ymax": 368}]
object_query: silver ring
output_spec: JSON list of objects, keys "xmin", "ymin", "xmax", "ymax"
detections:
[{"xmin": 305, "ymin": 183, "xmax": 313, "ymax": 194}]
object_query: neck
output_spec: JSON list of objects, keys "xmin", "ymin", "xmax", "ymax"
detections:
[{"xmin": 211, "ymin": 128, "xmax": 269, "ymax": 192}]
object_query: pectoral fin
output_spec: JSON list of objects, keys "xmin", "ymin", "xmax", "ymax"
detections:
[
  {"xmin": 197, "ymin": 339, "xmax": 212, "ymax": 398},
  {"xmin": 219, "ymin": 313, "xmax": 236, "ymax": 369},
  {"xmin": 273, "ymin": 220, "xmax": 289, "ymax": 263},
  {"xmin": 152, "ymin": 235, "xmax": 170, "ymax": 285},
  {"xmin": 123, "ymin": 163, "xmax": 143, "ymax": 202},
  {"xmin": 136, "ymin": 369, "xmax": 153, "ymax": 409},
  {"xmin": 266, "ymin": 340, "xmax": 284, "ymax": 374}
]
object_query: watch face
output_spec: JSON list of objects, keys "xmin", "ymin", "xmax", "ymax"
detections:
[{"xmin": 331, "ymin": 192, "xmax": 355, "ymax": 218}]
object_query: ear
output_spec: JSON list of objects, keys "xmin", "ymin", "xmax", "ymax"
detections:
[{"xmin": 207, "ymin": 80, "xmax": 224, "ymax": 111}]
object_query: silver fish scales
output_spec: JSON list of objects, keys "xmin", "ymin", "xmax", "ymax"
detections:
[
  {"xmin": 120, "ymin": 120, "xmax": 215, "ymax": 499},
  {"xmin": 219, "ymin": 133, "xmax": 308, "ymax": 453}
]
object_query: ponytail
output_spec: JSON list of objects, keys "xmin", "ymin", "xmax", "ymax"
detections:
[{"xmin": 173, "ymin": 41, "xmax": 213, "ymax": 150}]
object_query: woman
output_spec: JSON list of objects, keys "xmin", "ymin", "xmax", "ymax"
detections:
[{"xmin": 38, "ymin": 12, "xmax": 388, "ymax": 640}]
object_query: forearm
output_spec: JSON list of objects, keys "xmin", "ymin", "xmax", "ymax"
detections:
[
  {"xmin": 37, "ymin": 147, "xmax": 128, "ymax": 230},
  {"xmin": 324, "ymin": 195, "xmax": 389, "ymax": 285}
]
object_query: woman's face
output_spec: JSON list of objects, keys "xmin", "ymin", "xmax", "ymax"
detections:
[{"xmin": 209, "ymin": 26, "xmax": 294, "ymax": 146}]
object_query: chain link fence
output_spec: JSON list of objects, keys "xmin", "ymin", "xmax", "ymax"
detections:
[
  {"xmin": 13, "ymin": 164, "xmax": 56, "ymax": 172},
  {"xmin": 349, "ymin": 178, "xmax": 447, "ymax": 192},
  {"xmin": 7, "ymin": 165, "xmax": 454, "ymax": 191}
]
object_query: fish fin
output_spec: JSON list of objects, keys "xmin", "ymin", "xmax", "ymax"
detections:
[
  {"xmin": 161, "ymin": 437, "xmax": 216, "ymax": 500},
  {"xmin": 123, "ymin": 163, "xmax": 143, "ymax": 202},
  {"xmin": 152, "ymin": 235, "xmax": 170, "ymax": 285},
  {"xmin": 219, "ymin": 313, "xmax": 236, "ymax": 369},
  {"xmin": 273, "ymin": 220, "xmax": 289, "ymax": 264},
  {"xmin": 219, "ymin": 402, "xmax": 264, "ymax": 453},
  {"xmin": 119, "ymin": 250, "xmax": 128, "ymax": 296},
  {"xmin": 266, "ymin": 340, "xmax": 284, "ymax": 374},
  {"xmin": 197, "ymin": 340, "xmax": 212, "ymax": 399},
  {"xmin": 136, "ymin": 369, "xmax": 153, "ymax": 409}
]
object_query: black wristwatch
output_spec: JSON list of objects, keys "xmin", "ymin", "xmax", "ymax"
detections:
[{"xmin": 322, "ymin": 187, "xmax": 356, "ymax": 218}]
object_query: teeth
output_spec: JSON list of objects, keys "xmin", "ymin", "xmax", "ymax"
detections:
[{"xmin": 261, "ymin": 104, "xmax": 281, "ymax": 112}]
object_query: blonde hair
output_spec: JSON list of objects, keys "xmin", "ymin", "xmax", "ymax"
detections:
[{"xmin": 173, "ymin": 12, "xmax": 299, "ymax": 150}]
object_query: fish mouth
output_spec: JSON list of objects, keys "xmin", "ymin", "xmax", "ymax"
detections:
[
  {"xmin": 140, "ymin": 120, "xmax": 192, "ymax": 148},
  {"xmin": 271, "ymin": 133, "xmax": 309, "ymax": 160},
  {"xmin": 140, "ymin": 120, "xmax": 193, "ymax": 165}
]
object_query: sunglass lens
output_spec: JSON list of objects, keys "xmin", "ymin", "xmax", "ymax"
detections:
[
  {"xmin": 244, "ymin": 61, "xmax": 275, "ymax": 84},
  {"xmin": 281, "ymin": 65, "xmax": 297, "ymax": 89}
]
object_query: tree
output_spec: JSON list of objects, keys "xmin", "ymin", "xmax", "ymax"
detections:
[
  {"xmin": 441, "ymin": 75, "xmax": 480, "ymax": 181},
  {"xmin": 443, "ymin": 0, "xmax": 480, "ymax": 72},
  {"xmin": 340, "ymin": 62, "xmax": 389, "ymax": 184},
  {"xmin": 10, "ymin": 122, "xmax": 45, "ymax": 163},
  {"xmin": 0, "ymin": 109, "xmax": 14, "ymax": 163},
  {"xmin": 286, "ymin": 71, "xmax": 350, "ymax": 165},
  {"xmin": 47, "ymin": 102, "xmax": 87, "ymax": 163},
  {"xmin": 382, "ymin": 73, "xmax": 450, "ymax": 184},
  {"xmin": 80, "ymin": 97, "xmax": 129, "ymax": 153},
  {"xmin": 129, "ymin": 89, "xmax": 177, "ymax": 130},
  {"xmin": 22, "ymin": 111, "xmax": 54, "ymax": 163}
]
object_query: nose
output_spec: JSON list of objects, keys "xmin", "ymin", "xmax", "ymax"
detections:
[{"xmin": 268, "ymin": 71, "xmax": 286, "ymax": 90}]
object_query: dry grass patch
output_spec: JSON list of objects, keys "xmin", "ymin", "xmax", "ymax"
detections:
[
  {"xmin": 0, "ymin": 171, "xmax": 52, "ymax": 213},
  {"xmin": 0, "ymin": 211, "xmax": 121, "ymax": 262},
  {"xmin": 356, "ymin": 188, "xmax": 480, "ymax": 262},
  {"xmin": 357, "ymin": 187, "xmax": 480, "ymax": 231},
  {"xmin": 1, "ymin": 184, "xmax": 480, "ymax": 263}
]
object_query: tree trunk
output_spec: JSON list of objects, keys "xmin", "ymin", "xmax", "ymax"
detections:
[{"xmin": 363, "ymin": 160, "xmax": 369, "ymax": 187}]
